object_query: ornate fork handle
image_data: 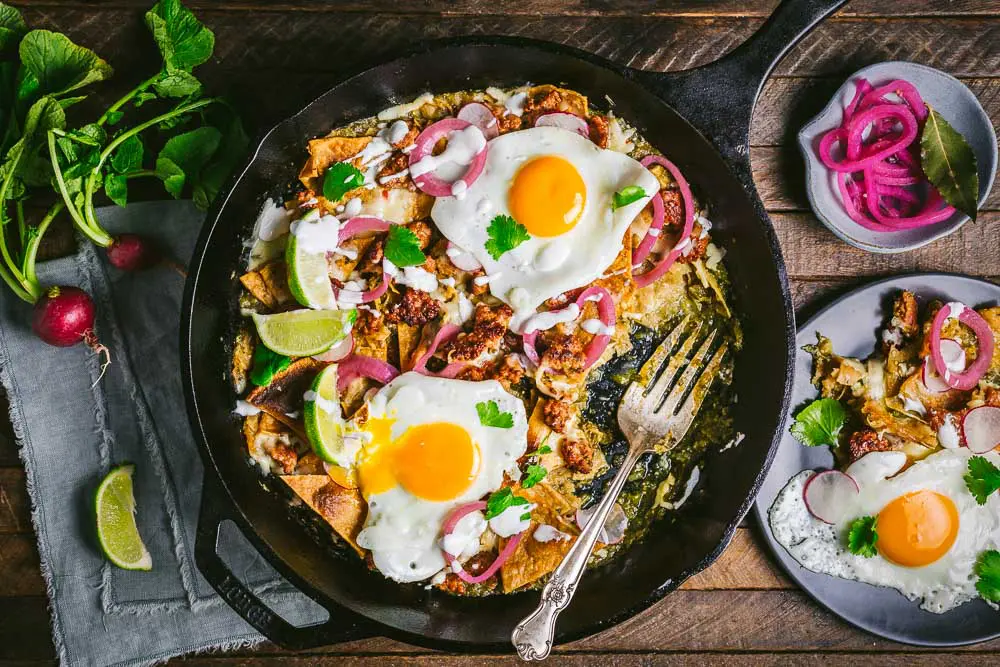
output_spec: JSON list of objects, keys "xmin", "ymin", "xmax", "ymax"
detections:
[{"xmin": 511, "ymin": 446, "xmax": 645, "ymax": 660}]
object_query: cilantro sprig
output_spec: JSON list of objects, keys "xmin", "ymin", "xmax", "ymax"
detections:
[
  {"xmin": 476, "ymin": 399, "xmax": 514, "ymax": 429},
  {"xmin": 484, "ymin": 214, "xmax": 529, "ymax": 260},
  {"xmin": 975, "ymin": 549, "xmax": 1000, "ymax": 602},
  {"xmin": 612, "ymin": 185, "xmax": 646, "ymax": 210},
  {"xmin": 790, "ymin": 398, "xmax": 849, "ymax": 448},
  {"xmin": 847, "ymin": 515, "xmax": 878, "ymax": 558},
  {"xmin": 964, "ymin": 456, "xmax": 1000, "ymax": 505},
  {"xmin": 384, "ymin": 224, "xmax": 426, "ymax": 267},
  {"xmin": 249, "ymin": 344, "xmax": 290, "ymax": 387},
  {"xmin": 536, "ymin": 444, "xmax": 552, "ymax": 455},
  {"xmin": 521, "ymin": 464, "xmax": 547, "ymax": 489},
  {"xmin": 485, "ymin": 487, "xmax": 530, "ymax": 520},
  {"xmin": 322, "ymin": 161, "xmax": 364, "ymax": 202}
]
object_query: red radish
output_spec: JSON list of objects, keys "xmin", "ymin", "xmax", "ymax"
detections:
[
  {"xmin": 106, "ymin": 234, "xmax": 187, "ymax": 277},
  {"xmin": 445, "ymin": 242, "xmax": 482, "ymax": 272},
  {"xmin": 921, "ymin": 359, "xmax": 951, "ymax": 393},
  {"xmin": 456, "ymin": 103, "xmax": 499, "ymax": 140},
  {"xmin": 312, "ymin": 333, "xmax": 354, "ymax": 362},
  {"xmin": 32, "ymin": 286, "xmax": 110, "ymax": 380},
  {"xmin": 802, "ymin": 470, "xmax": 859, "ymax": 524},
  {"xmin": 962, "ymin": 406, "xmax": 1000, "ymax": 454},
  {"xmin": 534, "ymin": 112, "xmax": 590, "ymax": 137},
  {"xmin": 576, "ymin": 502, "xmax": 628, "ymax": 545}
]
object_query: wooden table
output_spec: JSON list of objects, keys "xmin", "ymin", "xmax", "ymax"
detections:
[{"xmin": 1, "ymin": 1, "xmax": 998, "ymax": 664}]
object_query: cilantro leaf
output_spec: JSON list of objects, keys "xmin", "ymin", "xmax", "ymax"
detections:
[
  {"xmin": 847, "ymin": 515, "xmax": 878, "ymax": 558},
  {"xmin": 484, "ymin": 214, "xmax": 529, "ymax": 260},
  {"xmin": 249, "ymin": 344, "xmax": 291, "ymax": 387},
  {"xmin": 154, "ymin": 126, "xmax": 221, "ymax": 198},
  {"xmin": 975, "ymin": 549, "xmax": 1000, "ymax": 602},
  {"xmin": 110, "ymin": 135, "xmax": 144, "ymax": 174},
  {"xmin": 145, "ymin": 0, "xmax": 215, "ymax": 73},
  {"xmin": 485, "ymin": 487, "xmax": 529, "ymax": 519},
  {"xmin": 384, "ymin": 224, "xmax": 426, "ymax": 267},
  {"xmin": 790, "ymin": 398, "xmax": 848, "ymax": 448},
  {"xmin": 964, "ymin": 455, "xmax": 1000, "ymax": 505},
  {"xmin": 153, "ymin": 70, "xmax": 202, "ymax": 98},
  {"xmin": 19, "ymin": 30, "xmax": 113, "ymax": 99},
  {"xmin": 536, "ymin": 444, "xmax": 552, "ymax": 455},
  {"xmin": 0, "ymin": 4, "xmax": 27, "ymax": 55},
  {"xmin": 476, "ymin": 400, "xmax": 514, "ymax": 429},
  {"xmin": 322, "ymin": 162, "xmax": 364, "ymax": 203},
  {"xmin": 521, "ymin": 464, "xmax": 547, "ymax": 489},
  {"xmin": 612, "ymin": 185, "xmax": 646, "ymax": 210}
]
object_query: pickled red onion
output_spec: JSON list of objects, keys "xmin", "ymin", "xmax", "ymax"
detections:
[
  {"xmin": 930, "ymin": 303, "xmax": 994, "ymax": 391},
  {"xmin": 338, "ymin": 216, "xmax": 390, "ymax": 243},
  {"xmin": 336, "ymin": 354, "xmax": 399, "ymax": 393},
  {"xmin": 457, "ymin": 103, "xmax": 499, "ymax": 140},
  {"xmin": 632, "ymin": 185, "xmax": 664, "ymax": 266},
  {"xmin": 520, "ymin": 286, "xmax": 616, "ymax": 370},
  {"xmin": 334, "ymin": 273, "xmax": 388, "ymax": 305},
  {"xmin": 634, "ymin": 155, "xmax": 695, "ymax": 288},
  {"xmin": 441, "ymin": 499, "xmax": 525, "ymax": 585},
  {"xmin": 411, "ymin": 323, "xmax": 466, "ymax": 378},
  {"xmin": 408, "ymin": 118, "xmax": 487, "ymax": 197}
]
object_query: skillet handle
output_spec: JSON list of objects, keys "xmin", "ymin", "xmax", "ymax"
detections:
[
  {"xmin": 195, "ymin": 474, "xmax": 375, "ymax": 650},
  {"xmin": 627, "ymin": 0, "xmax": 846, "ymax": 177}
]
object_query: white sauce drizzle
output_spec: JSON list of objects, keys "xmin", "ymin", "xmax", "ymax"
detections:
[
  {"xmin": 581, "ymin": 318, "xmax": 614, "ymax": 336},
  {"xmin": 522, "ymin": 304, "xmax": 580, "ymax": 334},
  {"xmin": 409, "ymin": 126, "xmax": 487, "ymax": 178}
]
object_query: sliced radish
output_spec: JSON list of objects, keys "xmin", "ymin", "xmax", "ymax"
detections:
[
  {"xmin": 922, "ymin": 357, "xmax": 951, "ymax": 393},
  {"xmin": 445, "ymin": 241, "xmax": 482, "ymax": 272},
  {"xmin": 312, "ymin": 332, "xmax": 354, "ymax": 362},
  {"xmin": 962, "ymin": 406, "xmax": 1000, "ymax": 454},
  {"xmin": 938, "ymin": 338, "xmax": 967, "ymax": 372},
  {"xmin": 457, "ymin": 103, "xmax": 499, "ymax": 140},
  {"xmin": 576, "ymin": 502, "xmax": 627, "ymax": 545},
  {"xmin": 534, "ymin": 112, "xmax": 589, "ymax": 138},
  {"xmin": 802, "ymin": 470, "xmax": 859, "ymax": 524}
]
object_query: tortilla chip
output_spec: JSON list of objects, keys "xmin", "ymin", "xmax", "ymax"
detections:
[
  {"xmin": 299, "ymin": 135, "xmax": 372, "ymax": 186},
  {"xmin": 294, "ymin": 452, "xmax": 327, "ymax": 475},
  {"xmin": 500, "ymin": 482, "xmax": 580, "ymax": 592},
  {"xmin": 397, "ymin": 322, "xmax": 421, "ymax": 370},
  {"xmin": 239, "ymin": 270, "xmax": 275, "ymax": 308},
  {"xmin": 528, "ymin": 84, "xmax": 588, "ymax": 117},
  {"xmin": 231, "ymin": 331, "xmax": 254, "ymax": 394},
  {"xmin": 258, "ymin": 261, "xmax": 293, "ymax": 306},
  {"xmin": 861, "ymin": 399, "xmax": 936, "ymax": 448},
  {"xmin": 242, "ymin": 413, "xmax": 260, "ymax": 455},
  {"xmin": 261, "ymin": 407, "xmax": 306, "ymax": 441},
  {"xmin": 354, "ymin": 314, "xmax": 390, "ymax": 362},
  {"xmin": 281, "ymin": 474, "xmax": 366, "ymax": 556},
  {"xmin": 247, "ymin": 358, "xmax": 325, "ymax": 415}
]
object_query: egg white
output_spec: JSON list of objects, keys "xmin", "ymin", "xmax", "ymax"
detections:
[
  {"xmin": 350, "ymin": 372, "xmax": 528, "ymax": 583},
  {"xmin": 769, "ymin": 448, "xmax": 1000, "ymax": 613},
  {"xmin": 431, "ymin": 126, "xmax": 659, "ymax": 330}
]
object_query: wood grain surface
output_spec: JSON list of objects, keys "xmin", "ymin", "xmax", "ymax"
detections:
[{"xmin": 0, "ymin": 1, "xmax": 998, "ymax": 664}]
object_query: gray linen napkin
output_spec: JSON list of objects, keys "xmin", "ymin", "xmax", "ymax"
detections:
[{"xmin": 0, "ymin": 201, "xmax": 326, "ymax": 666}]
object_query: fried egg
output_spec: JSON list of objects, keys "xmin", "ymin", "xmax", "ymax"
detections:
[
  {"xmin": 769, "ymin": 449, "xmax": 1000, "ymax": 613},
  {"xmin": 431, "ymin": 126, "xmax": 659, "ymax": 330},
  {"xmin": 348, "ymin": 372, "xmax": 528, "ymax": 582}
]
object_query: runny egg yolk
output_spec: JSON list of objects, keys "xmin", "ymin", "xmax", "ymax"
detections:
[
  {"xmin": 876, "ymin": 490, "xmax": 959, "ymax": 567},
  {"xmin": 358, "ymin": 419, "xmax": 481, "ymax": 502},
  {"xmin": 508, "ymin": 156, "xmax": 586, "ymax": 237}
]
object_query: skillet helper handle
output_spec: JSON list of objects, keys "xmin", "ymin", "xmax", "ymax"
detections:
[
  {"xmin": 630, "ymin": 0, "xmax": 847, "ymax": 176},
  {"xmin": 195, "ymin": 475, "xmax": 373, "ymax": 650},
  {"xmin": 511, "ymin": 447, "xmax": 645, "ymax": 660}
]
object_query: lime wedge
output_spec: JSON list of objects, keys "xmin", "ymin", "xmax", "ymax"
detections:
[
  {"xmin": 95, "ymin": 464, "xmax": 152, "ymax": 571},
  {"xmin": 286, "ymin": 232, "xmax": 338, "ymax": 310},
  {"xmin": 304, "ymin": 364, "xmax": 359, "ymax": 469},
  {"xmin": 252, "ymin": 308, "xmax": 356, "ymax": 357}
]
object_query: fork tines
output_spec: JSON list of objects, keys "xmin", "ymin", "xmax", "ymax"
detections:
[{"xmin": 641, "ymin": 318, "xmax": 728, "ymax": 418}]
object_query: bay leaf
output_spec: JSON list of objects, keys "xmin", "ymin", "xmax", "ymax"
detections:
[{"xmin": 920, "ymin": 106, "xmax": 979, "ymax": 221}]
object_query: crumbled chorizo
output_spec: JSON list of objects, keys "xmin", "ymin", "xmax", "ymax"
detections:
[
  {"xmin": 437, "ymin": 551, "xmax": 498, "ymax": 594},
  {"xmin": 357, "ymin": 237, "xmax": 385, "ymax": 277},
  {"xmin": 561, "ymin": 438, "xmax": 594, "ymax": 474},
  {"xmin": 296, "ymin": 189, "xmax": 318, "ymax": 208},
  {"xmin": 542, "ymin": 399, "xmax": 572, "ymax": 433},
  {"xmin": 385, "ymin": 288, "xmax": 441, "ymax": 327},
  {"xmin": 588, "ymin": 114, "xmax": 609, "ymax": 149},
  {"xmin": 390, "ymin": 123, "xmax": 419, "ymax": 149},
  {"xmin": 538, "ymin": 334, "xmax": 587, "ymax": 379},
  {"xmin": 891, "ymin": 291, "xmax": 920, "ymax": 339},
  {"xmin": 847, "ymin": 429, "xmax": 894, "ymax": 462},
  {"xmin": 662, "ymin": 189, "xmax": 684, "ymax": 229},
  {"xmin": 445, "ymin": 303, "xmax": 514, "ymax": 363},
  {"xmin": 493, "ymin": 354, "xmax": 527, "ymax": 393},
  {"xmin": 675, "ymin": 223, "xmax": 709, "ymax": 265},
  {"xmin": 521, "ymin": 88, "xmax": 563, "ymax": 126},
  {"xmin": 354, "ymin": 309, "xmax": 383, "ymax": 337},
  {"xmin": 376, "ymin": 153, "xmax": 411, "ymax": 185},
  {"xmin": 406, "ymin": 220, "xmax": 434, "ymax": 250},
  {"xmin": 270, "ymin": 442, "xmax": 298, "ymax": 474},
  {"xmin": 985, "ymin": 387, "xmax": 1000, "ymax": 407}
]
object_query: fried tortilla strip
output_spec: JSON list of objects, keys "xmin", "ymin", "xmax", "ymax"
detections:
[
  {"xmin": 397, "ymin": 322, "xmax": 422, "ymax": 370},
  {"xmin": 299, "ymin": 135, "xmax": 371, "ymax": 188},
  {"xmin": 500, "ymin": 483, "xmax": 580, "ymax": 593},
  {"xmin": 281, "ymin": 474, "xmax": 365, "ymax": 556},
  {"xmin": 231, "ymin": 330, "xmax": 254, "ymax": 394},
  {"xmin": 258, "ymin": 261, "xmax": 293, "ymax": 306},
  {"xmin": 260, "ymin": 407, "xmax": 306, "ymax": 441},
  {"xmin": 861, "ymin": 399, "xmax": 936, "ymax": 448},
  {"xmin": 239, "ymin": 270, "xmax": 275, "ymax": 309},
  {"xmin": 247, "ymin": 358, "xmax": 325, "ymax": 415}
]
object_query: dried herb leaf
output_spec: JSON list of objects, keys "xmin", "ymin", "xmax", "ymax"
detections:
[{"xmin": 920, "ymin": 106, "xmax": 979, "ymax": 221}]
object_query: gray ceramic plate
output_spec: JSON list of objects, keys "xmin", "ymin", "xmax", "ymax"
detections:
[
  {"xmin": 799, "ymin": 62, "xmax": 998, "ymax": 254},
  {"xmin": 752, "ymin": 273, "xmax": 1000, "ymax": 646}
]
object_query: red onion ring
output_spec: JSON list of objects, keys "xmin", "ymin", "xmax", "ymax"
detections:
[
  {"xmin": 440, "ymin": 500, "xmax": 527, "ymax": 585},
  {"xmin": 634, "ymin": 155, "xmax": 695, "ymax": 288},
  {"xmin": 522, "ymin": 330, "xmax": 540, "ymax": 365},
  {"xmin": 520, "ymin": 286, "xmax": 616, "ymax": 370},
  {"xmin": 631, "ymin": 186, "xmax": 664, "ymax": 267},
  {"xmin": 930, "ymin": 304, "xmax": 995, "ymax": 391},
  {"xmin": 408, "ymin": 118, "xmax": 487, "ymax": 197},
  {"xmin": 334, "ymin": 273, "xmax": 389, "ymax": 305},
  {"xmin": 411, "ymin": 323, "xmax": 466, "ymax": 378},
  {"xmin": 819, "ymin": 106, "xmax": 918, "ymax": 172},
  {"xmin": 534, "ymin": 112, "xmax": 589, "ymax": 137},
  {"xmin": 336, "ymin": 354, "xmax": 399, "ymax": 393},
  {"xmin": 457, "ymin": 103, "xmax": 499, "ymax": 140},
  {"xmin": 312, "ymin": 332, "xmax": 354, "ymax": 362}
]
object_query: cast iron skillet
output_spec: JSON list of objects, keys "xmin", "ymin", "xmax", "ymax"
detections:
[{"xmin": 183, "ymin": 0, "xmax": 846, "ymax": 652}]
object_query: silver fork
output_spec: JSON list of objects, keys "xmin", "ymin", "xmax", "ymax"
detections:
[{"xmin": 511, "ymin": 317, "xmax": 729, "ymax": 660}]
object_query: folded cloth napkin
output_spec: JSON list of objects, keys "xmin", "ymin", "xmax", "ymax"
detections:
[{"xmin": 0, "ymin": 201, "xmax": 327, "ymax": 666}]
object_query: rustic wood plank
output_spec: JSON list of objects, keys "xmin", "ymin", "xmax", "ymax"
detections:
[
  {"xmin": 0, "ymin": 469, "xmax": 29, "ymax": 534},
  {"xmin": 0, "ymin": 535, "xmax": 44, "ymax": 597},
  {"xmin": 11, "ymin": 1, "xmax": 1000, "ymax": 18},
  {"xmin": 171, "ymin": 655, "xmax": 1000, "ymax": 666},
  {"xmin": 774, "ymin": 211, "xmax": 1000, "ymax": 278}
]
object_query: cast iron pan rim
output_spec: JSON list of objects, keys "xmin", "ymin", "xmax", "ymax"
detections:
[
  {"xmin": 752, "ymin": 270, "xmax": 1000, "ymax": 648},
  {"xmin": 182, "ymin": 34, "xmax": 797, "ymax": 651}
]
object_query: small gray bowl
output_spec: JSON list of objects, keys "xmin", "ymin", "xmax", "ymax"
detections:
[{"xmin": 799, "ymin": 61, "xmax": 997, "ymax": 254}]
